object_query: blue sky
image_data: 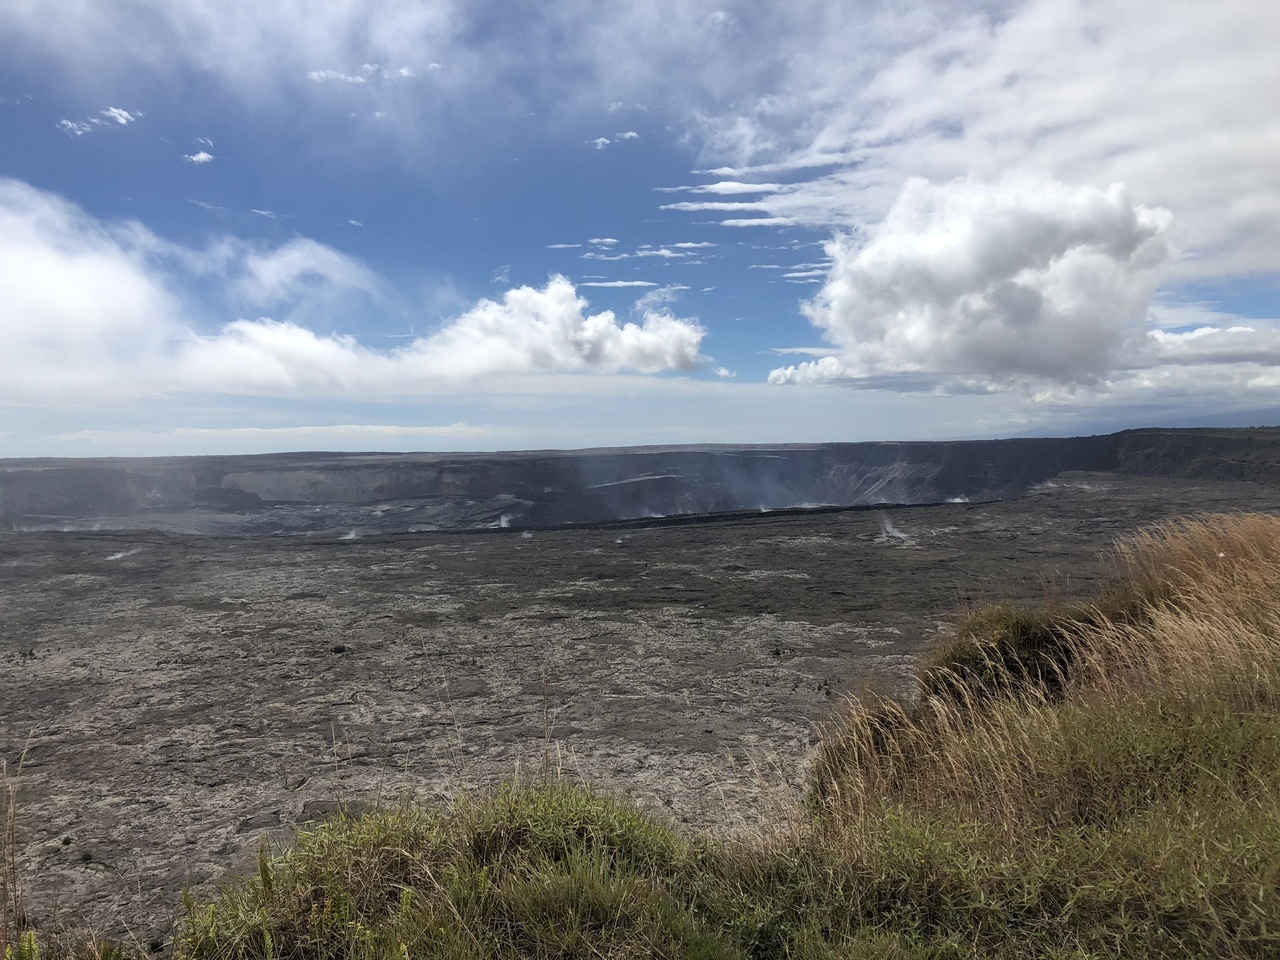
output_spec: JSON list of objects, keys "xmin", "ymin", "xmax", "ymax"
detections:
[{"xmin": 1, "ymin": 1, "xmax": 1278, "ymax": 456}]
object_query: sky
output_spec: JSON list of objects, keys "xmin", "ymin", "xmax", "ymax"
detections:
[{"xmin": 1, "ymin": 0, "xmax": 1279, "ymax": 457}]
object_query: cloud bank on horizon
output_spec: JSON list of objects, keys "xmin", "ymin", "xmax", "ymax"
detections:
[{"xmin": 0, "ymin": 0, "xmax": 1277, "ymax": 454}]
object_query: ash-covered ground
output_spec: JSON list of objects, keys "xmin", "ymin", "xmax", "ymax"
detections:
[{"xmin": 4, "ymin": 471, "xmax": 1280, "ymax": 947}]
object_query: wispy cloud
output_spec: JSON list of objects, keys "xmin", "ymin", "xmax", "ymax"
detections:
[
  {"xmin": 307, "ymin": 63, "xmax": 416, "ymax": 85},
  {"xmin": 657, "ymin": 181, "xmax": 785, "ymax": 195},
  {"xmin": 659, "ymin": 200, "xmax": 765, "ymax": 212},
  {"xmin": 56, "ymin": 106, "xmax": 140, "ymax": 136},
  {"xmin": 579, "ymin": 280, "xmax": 657, "ymax": 288},
  {"xmin": 675, "ymin": 3, "xmax": 1280, "ymax": 277},
  {"xmin": 721, "ymin": 217, "xmax": 797, "ymax": 227},
  {"xmin": 591, "ymin": 130, "xmax": 640, "ymax": 149}
]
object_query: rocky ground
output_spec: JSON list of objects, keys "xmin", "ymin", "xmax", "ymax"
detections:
[{"xmin": 4, "ymin": 471, "xmax": 1280, "ymax": 949}]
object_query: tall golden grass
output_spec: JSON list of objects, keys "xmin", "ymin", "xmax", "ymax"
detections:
[
  {"xmin": 814, "ymin": 514, "xmax": 1280, "ymax": 827},
  {"xmin": 2, "ymin": 750, "xmax": 26, "ymax": 959}
]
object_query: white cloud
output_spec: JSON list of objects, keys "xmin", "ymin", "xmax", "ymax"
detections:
[
  {"xmin": 101, "ymin": 106, "xmax": 138, "ymax": 125},
  {"xmin": 391, "ymin": 276, "xmax": 702, "ymax": 377},
  {"xmin": 721, "ymin": 217, "xmax": 797, "ymax": 227},
  {"xmin": 56, "ymin": 106, "xmax": 140, "ymax": 136},
  {"xmin": 658, "ymin": 181, "xmax": 785, "ymax": 195},
  {"xmin": 546, "ymin": 243, "xmax": 581, "ymax": 249},
  {"xmin": 589, "ymin": 238, "xmax": 619, "ymax": 246},
  {"xmin": 308, "ymin": 68, "xmax": 366, "ymax": 84},
  {"xmin": 679, "ymin": 2, "xmax": 1280, "ymax": 277},
  {"xmin": 715, "ymin": 366, "xmax": 735, "ymax": 378},
  {"xmin": 633, "ymin": 284, "xmax": 691, "ymax": 314},
  {"xmin": 768, "ymin": 356, "xmax": 847, "ymax": 385},
  {"xmin": 635, "ymin": 247, "xmax": 688, "ymax": 259},
  {"xmin": 659, "ymin": 200, "xmax": 764, "ymax": 212},
  {"xmin": 1147, "ymin": 324, "xmax": 1280, "ymax": 367},
  {"xmin": 771, "ymin": 173, "xmax": 1174, "ymax": 388},
  {"xmin": 235, "ymin": 237, "xmax": 378, "ymax": 305},
  {"xmin": 307, "ymin": 63, "xmax": 416, "ymax": 84},
  {"xmin": 672, "ymin": 241, "xmax": 716, "ymax": 248},
  {"xmin": 578, "ymin": 280, "xmax": 657, "ymax": 288},
  {"xmin": 590, "ymin": 137, "xmax": 611, "ymax": 149},
  {"xmin": 615, "ymin": 130, "xmax": 638, "ymax": 139},
  {"xmin": 0, "ymin": 179, "xmax": 184, "ymax": 391},
  {"xmin": 184, "ymin": 150, "xmax": 215, "ymax": 164},
  {"xmin": 0, "ymin": 180, "xmax": 704, "ymax": 398}
]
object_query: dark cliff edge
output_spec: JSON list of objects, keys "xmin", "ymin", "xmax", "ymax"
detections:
[{"xmin": 1, "ymin": 426, "xmax": 1277, "ymax": 535}]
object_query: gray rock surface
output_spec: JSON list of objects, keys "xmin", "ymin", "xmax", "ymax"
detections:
[{"xmin": 4, "ymin": 469, "xmax": 1280, "ymax": 947}]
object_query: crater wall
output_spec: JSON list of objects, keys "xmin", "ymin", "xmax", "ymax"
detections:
[{"xmin": 2, "ymin": 427, "xmax": 1278, "ymax": 535}]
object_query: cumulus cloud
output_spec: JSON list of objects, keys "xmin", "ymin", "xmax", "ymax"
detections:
[
  {"xmin": 0, "ymin": 180, "xmax": 704, "ymax": 398},
  {"xmin": 393, "ymin": 276, "xmax": 702, "ymax": 377},
  {"xmin": 184, "ymin": 150, "xmax": 215, "ymax": 164},
  {"xmin": 770, "ymin": 173, "xmax": 1174, "ymax": 387}
]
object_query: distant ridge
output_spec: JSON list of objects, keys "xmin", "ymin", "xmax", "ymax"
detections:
[{"xmin": 2, "ymin": 426, "xmax": 1278, "ymax": 536}]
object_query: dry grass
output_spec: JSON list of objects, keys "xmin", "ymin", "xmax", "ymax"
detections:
[
  {"xmin": 806, "ymin": 513, "xmax": 1280, "ymax": 956},
  {"xmin": 2, "ymin": 748, "xmax": 28, "ymax": 960}
]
